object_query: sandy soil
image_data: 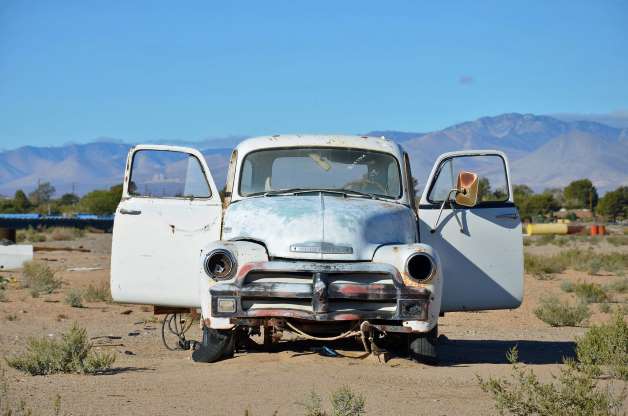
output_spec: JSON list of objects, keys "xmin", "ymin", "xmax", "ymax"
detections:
[{"xmin": 1, "ymin": 233, "xmax": 626, "ymax": 415}]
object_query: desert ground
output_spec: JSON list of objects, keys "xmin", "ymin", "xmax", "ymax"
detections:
[{"xmin": 1, "ymin": 232, "xmax": 626, "ymax": 415}]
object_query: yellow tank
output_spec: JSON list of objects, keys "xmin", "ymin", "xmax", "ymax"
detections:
[{"xmin": 526, "ymin": 223, "xmax": 568, "ymax": 236}]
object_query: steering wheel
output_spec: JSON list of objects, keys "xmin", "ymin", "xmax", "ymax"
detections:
[{"xmin": 345, "ymin": 179, "xmax": 388, "ymax": 194}]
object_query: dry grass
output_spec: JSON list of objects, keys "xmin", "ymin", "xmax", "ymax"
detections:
[
  {"xmin": 524, "ymin": 250, "xmax": 628, "ymax": 278},
  {"xmin": 48, "ymin": 227, "xmax": 85, "ymax": 241},
  {"xmin": 83, "ymin": 283, "xmax": 111, "ymax": 303},
  {"xmin": 607, "ymin": 235, "xmax": 628, "ymax": 247},
  {"xmin": 16, "ymin": 227, "xmax": 46, "ymax": 243}
]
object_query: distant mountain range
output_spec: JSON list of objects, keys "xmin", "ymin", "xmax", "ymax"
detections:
[{"xmin": 0, "ymin": 113, "xmax": 626, "ymax": 197}]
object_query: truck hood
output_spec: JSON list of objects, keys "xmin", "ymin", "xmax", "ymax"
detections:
[{"xmin": 222, "ymin": 194, "xmax": 417, "ymax": 260}]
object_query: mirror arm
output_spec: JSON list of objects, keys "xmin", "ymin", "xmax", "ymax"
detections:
[{"xmin": 430, "ymin": 189, "xmax": 459, "ymax": 233}]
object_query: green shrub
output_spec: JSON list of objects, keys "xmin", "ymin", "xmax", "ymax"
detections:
[
  {"xmin": 576, "ymin": 311, "xmax": 628, "ymax": 380},
  {"xmin": 21, "ymin": 261, "xmax": 62, "ymax": 295},
  {"xmin": 478, "ymin": 347, "xmax": 625, "ymax": 416},
  {"xmin": 534, "ymin": 295, "xmax": 590, "ymax": 327},
  {"xmin": 64, "ymin": 289, "xmax": 83, "ymax": 308},
  {"xmin": 6, "ymin": 322, "xmax": 115, "ymax": 375},
  {"xmin": 83, "ymin": 283, "xmax": 111, "ymax": 303},
  {"xmin": 300, "ymin": 386, "xmax": 366, "ymax": 416}
]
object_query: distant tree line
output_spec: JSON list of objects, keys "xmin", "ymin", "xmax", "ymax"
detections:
[
  {"xmin": 0, "ymin": 178, "xmax": 626, "ymax": 221},
  {"xmin": 512, "ymin": 179, "xmax": 627, "ymax": 222},
  {"xmin": 0, "ymin": 182, "xmax": 122, "ymax": 216}
]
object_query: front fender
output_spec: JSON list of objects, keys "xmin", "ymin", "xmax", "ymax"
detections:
[
  {"xmin": 199, "ymin": 240, "xmax": 268, "ymax": 322},
  {"xmin": 373, "ymin": 243, "xmax": 443, "ymax": 331}
]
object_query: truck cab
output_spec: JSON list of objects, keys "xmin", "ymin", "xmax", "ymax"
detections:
[{"xmin": 110, "ymin": 135, "xmax": 523, "ymax": 363}]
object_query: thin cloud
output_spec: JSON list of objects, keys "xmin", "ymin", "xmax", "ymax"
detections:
[
  {"xmin": 551, "ymin": 109, "xmax": 628, "ymax": 129},
  {"xmin": 458, "ymin": 75, "xmax": 474, "ymax": 85}
]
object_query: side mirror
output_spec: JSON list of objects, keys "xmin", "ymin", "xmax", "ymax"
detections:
[{"xmin": 455, "ymin": 171, "xmax": 479, "ymax": 207}]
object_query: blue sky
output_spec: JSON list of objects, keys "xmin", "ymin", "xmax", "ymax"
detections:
[{"xmin": 1, "ymin": 1, "xmax": 627, "ymax": 149}]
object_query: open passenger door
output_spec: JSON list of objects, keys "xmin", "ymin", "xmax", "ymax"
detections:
[
  {"xmin": 111, "ymin": 145, "xmax": 222, "ymax": 307},
  {"xmin": 418, "ymin": 150, "xmax": 523, "ymax": 312}
]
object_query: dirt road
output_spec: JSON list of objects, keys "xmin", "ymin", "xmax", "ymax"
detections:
[{"xmin": 1, "ymin": 234, "xmax": 626, "ymax": 415}]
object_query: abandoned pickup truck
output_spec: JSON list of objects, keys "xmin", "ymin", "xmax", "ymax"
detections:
[{"xmin": 110, "ymin": 135, "xmax": 523, "ymax": 363}]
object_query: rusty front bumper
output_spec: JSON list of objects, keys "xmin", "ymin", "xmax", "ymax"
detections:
[{"xmin": 210, "ymin": 261, "xmax": 430, "ymax": 321}]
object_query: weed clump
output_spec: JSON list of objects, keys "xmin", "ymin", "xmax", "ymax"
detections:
[
  {"xmin": 478, "ymin": 346, "xmax": 625, "ymax": 416},
  {"xmin": 577, "ymin": 311, "xmax": 628, "ymax": 380},
  {"xmin": 6, "ymin": 322, "xmax": 115, "ymax": 375},
  {"xmin": 21, "ymin": 261, "xmax": 62, "ymax": 295},
  {"xmin": 534, "ymin": 295, "xmax": 590, "ymax": 327},
  {"xmin": 561, "ymin": 281, "xmax": 608, "ymax": 303},
  {"xmin": 300, "ymin": 386, "xmax": 366, "ymax": 416},
  {"xmin": 64, "ymin": 289, "xmax": 83, "ymax": 308}
]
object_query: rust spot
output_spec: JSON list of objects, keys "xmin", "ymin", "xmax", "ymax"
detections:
[{"xmin": 401, "ymin": 272, "xmax": 422, "ymax": 288}]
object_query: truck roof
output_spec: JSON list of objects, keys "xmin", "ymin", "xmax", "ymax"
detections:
[{"xmin": 234, "ymin": 134, "xmax": 403, "ymax": 158}]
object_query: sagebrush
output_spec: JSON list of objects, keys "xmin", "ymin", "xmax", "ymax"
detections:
[
  {"xmin": 300, "ymin": 386, "xmax": 366, "ymax": 416},
  {"xmin": 534, "ymin": 295, "xmax": 590, "ymax": 327},
  {"xmin": 6, "ymin": 322, "xmax": 115, "ymax": 375},
  {"xmin": 21, "ymin": 261, "xmax": 62, "ymax": 295},
  {"xmin": 64, "ymin": 289, "xmax": 83, "ymax": 308},
  {"xmin": 576, "ymin": 311, "xmax": 628, "ymax": 380}
]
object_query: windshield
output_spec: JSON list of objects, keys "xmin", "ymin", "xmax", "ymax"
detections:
[{"xmin": 239, "ymin": 147, "xmax": 402, "ymax": 199}]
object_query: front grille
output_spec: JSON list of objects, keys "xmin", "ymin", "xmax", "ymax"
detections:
[{"xmin": 210, "ymin": 261, "xmax": 429, "ymax": 321}]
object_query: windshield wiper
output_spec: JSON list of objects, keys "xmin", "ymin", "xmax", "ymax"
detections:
[
  {"xmin": 262, "ymin": 188, "xmax": 314, "ymax": 196},
  {"xmin": 249, "ymin": 188, "xmax": 396, "ymax": 203}
]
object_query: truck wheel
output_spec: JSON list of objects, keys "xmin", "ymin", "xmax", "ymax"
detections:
[
  {"xmin": 408, "ymin": 326, "xmax": 438, "ymax": 365},
  {"xmin": 191, "ymin": 326, "xmax": 234, "ymax": 363}
]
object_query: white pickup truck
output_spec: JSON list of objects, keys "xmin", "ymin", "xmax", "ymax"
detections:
[{"xmin": 110, "ymin": 135, "xmax": 523, "ymax": 363}]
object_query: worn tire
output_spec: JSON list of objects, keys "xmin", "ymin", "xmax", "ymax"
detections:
[
  {"xmin": 191, "ymin": 326, "xmax": 234, "ymax": 363},
  {"xmin": 408, "ymin": 326, "xmax": 438, "ymax": 365}
]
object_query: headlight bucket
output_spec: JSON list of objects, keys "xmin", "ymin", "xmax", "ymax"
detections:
[
  {"xmin": 405, "ymin": 252, "xmax": 436, "ymax": 283},
  {"xmin": 204, "ymin": 249, "xmax": 237, "ymax": 281}
]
